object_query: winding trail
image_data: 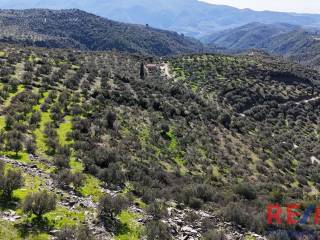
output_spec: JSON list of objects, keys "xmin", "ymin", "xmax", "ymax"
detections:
[
  {"xmin": 295, "ymin": 95, "xmax": 320, "ymax": 105},
  {"xmin": 240, "ymin": 95, "xmax": 320, "ymax": 116}
]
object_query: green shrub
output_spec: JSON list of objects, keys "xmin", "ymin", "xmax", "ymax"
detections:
[
  {"xmin": 0, "ymin": 169, "xmax": 24, "ymax": 199},
  {"xmin": 223, "ymin": 202, "xmax": 250, "ymax": 228},
  {"xmin": 234, "ymin": 183, "xmax": 257, "ymax": 200},
  {"xmin": 56, "ymin": 225, "xmax": 94, "ymax": 240},
  {"xmin": 202, "ymin": 230, "xmax": 227, "ymax": 240},
  {"xmin": 145, "ymin": 220, "xmax": 172, "ymax": 240},
  {"xmin": 98, "ymin": 194, "xmax": 129, "ymax": 222},
  {"xmin": 22, "ymin": 191, "xmax": 56, "ymax": 218}
]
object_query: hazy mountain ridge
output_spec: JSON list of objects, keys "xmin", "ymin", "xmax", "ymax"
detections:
[
  {"xmin": 202, "ymin": 22, "xmax": 301, "ymax": 46},
  {"xmin": 1, "ymin": 0, "xmax": 320, "ymax": 38},
  {"xmin": 206, "ymin": 23, "xmax": 320, "ymax": 69}
]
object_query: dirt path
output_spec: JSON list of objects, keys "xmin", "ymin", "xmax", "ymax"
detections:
[
  {"xmin": 295, "ymin": 96, "xmax": 320, "ymax": 105},
  {"xmin": 161, "ymin": 63, "xmax": 173, "ymax": 79},
  {"xmin": 240, "ymin": 95, "xmax": 320, "ymax": 116}
]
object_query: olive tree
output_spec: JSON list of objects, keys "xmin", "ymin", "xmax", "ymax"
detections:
[{"xmin": 22, "ymin": 191, "xmax": 56, "ymax": 218}]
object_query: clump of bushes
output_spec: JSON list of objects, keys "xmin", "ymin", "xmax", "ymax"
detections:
[
  {"xmin": 22, "ymin": 191, "xmax": 56, "ymax": 218},
  {"xmin": 0, "ymin": 160, "xmax": 24, "ymax": 199},
  {"xmin": 145, "ymin": 220, "xmax": 172, "ymax": 240},
  {"xmin": 98, "ymin": 194, "xmax": 129, "ymax": 227},
  {"xmin": 56, "ymin": 225, "xmax": 94, "ymax": 240},
  {"xmin": 234, "ymin": 183, "xmax": 257, "ymax": 200}
]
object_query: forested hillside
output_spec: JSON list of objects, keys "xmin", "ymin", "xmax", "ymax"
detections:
[
  {"xmin": 0, "ymin": 43, "xmax": 319, "ymax": 239},
  {"xmin": 207, "ymin": 23, "xmax": 320, "ymax": 69},
  {"xmin": 0, "ymin": 9, "xmax": 204, "ymax": 56},
  {"xmin": 203, "ymin": 23, "xmax": 300, "ymax": 48}
]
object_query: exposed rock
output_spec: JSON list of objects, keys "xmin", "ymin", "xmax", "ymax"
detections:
[
  {"xmin": 163, "ymin": 206, "xmax": 267, "ymax": 240},
  {"xmin": 0, "ymin": 210, "xmax": 21, "ymax": 222},
  {"xmin": 129, "ymin": 205, "xmax": 145, "ymax": 214},
  {"xmin": 311, "ymin": 156, "xmax": 320, "ymax": 165},
  {"xmin": 181, "ymin": 226, "xmax": 198, "ymax": 234}
]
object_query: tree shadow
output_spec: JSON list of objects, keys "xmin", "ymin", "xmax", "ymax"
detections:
[
  {"xmin": 2, "ymin": 152, "xmax": 23, "ymax": 160},
  {"xmin": 45, "ymin": 149, "xmax": 56, "ymax": 157},
  {"xmin": 15, "ymin": 216, "xmax": 54, "ymax": 239},
  {"xmin": 116, "ymin": 222, "xmax": 130, "ymax": 236},
  {"xmin": 101, "ymin": 217, "xmax": 123, "ymax": 233},
  {"xmin": 0, "ymin": 196, "xmax": 19, "ymax": 211}
]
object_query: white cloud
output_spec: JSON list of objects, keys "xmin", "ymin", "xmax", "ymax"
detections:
[{"xmin": 200, "ymin": 0, "xmax": 320, "ymax": 14}]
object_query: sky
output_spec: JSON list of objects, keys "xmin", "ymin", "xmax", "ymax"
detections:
[{"xmin": 201, "ymin": 0, "xmax": 320, "ymax": 14}]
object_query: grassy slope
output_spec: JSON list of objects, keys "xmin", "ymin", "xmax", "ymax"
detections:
[
  {"xmin": 116, "ymin": 211, "xmax": 143, "ymax": 240},
  {"xmin": 0, "ymin": 49, "xmax": 110, "ymax": 239}
]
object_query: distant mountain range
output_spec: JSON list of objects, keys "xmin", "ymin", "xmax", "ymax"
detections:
[
  {"xmin": 206, "ymin": 22, "xmax": 320, "ymax": 69},
  {"xmin": 0, "ymin": 9, "xmax": 204, "ymax": 56},
  {"xmin": 1, "ymin": 2, "xmax": 320, "ymax": 67},
  {"xmin": 1, "ymin": 0, "xmax": 320, "ymax": 38}
]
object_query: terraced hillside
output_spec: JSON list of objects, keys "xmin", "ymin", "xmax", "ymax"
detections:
[
  {"xmin": 0, "ymin": 44, "xmax": 319, "ymax": 239},
  {"xmin": 168, "ymin": 54, "xmax": 320, "ymax": 236}
]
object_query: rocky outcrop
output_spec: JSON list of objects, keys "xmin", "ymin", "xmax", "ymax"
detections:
[
  {"xmin": 0, "ymin": 210, "xmax": 21, "ymax": 222},
  {"xmin": 164, "ymin": 207, "xmax": 267, "ymax": 240}
]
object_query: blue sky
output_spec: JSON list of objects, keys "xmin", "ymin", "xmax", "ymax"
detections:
[{"xmin": 201, "ymin": 0, "xmax": 320, "ymax": 14}]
